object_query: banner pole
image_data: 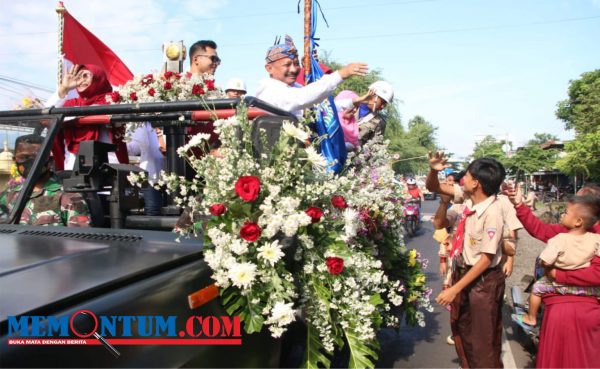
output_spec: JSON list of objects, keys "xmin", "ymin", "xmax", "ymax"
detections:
[
  {"xmin": 303, "ymin": 0, "xmax": 312, "ymax": 85},
  {"xmin": 56, "ymin": 2, "xmax": 66, "ymax": 86}
]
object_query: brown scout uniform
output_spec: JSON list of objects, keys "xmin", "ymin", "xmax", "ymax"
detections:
[{"xmin": 447, "ymin": 195, "xmax": 505, "ymax": 368}]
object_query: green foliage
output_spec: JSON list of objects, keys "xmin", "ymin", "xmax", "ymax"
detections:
[
  {"xmin": 530, "ymin": 133, "xmax": 559, "ymax": 145},
  {"xmin": 302, "ymin": 322, "xmax": 332, "ymax": 369},
  {"xmin": 346, "ymin": 329, "xmax": 380, "ymax": 369},
  {"xmin": 320, "ymin": 53, "xmax": 439, "ymax": 176},
  {"xmin": 555, "ymin": 69, "xmax": 600, "ymax": 181},
  {"xmin": 507, "ymin": 133, "xmax": 559, "ymax": 179},
  {"xmin": 556, "ymin": 130, "xmax": 600, "ymax": 180},
  {"xmin": 389, "ymin": 116, "xmax": 437, "ymax": 175},
  {"xmin": 556, "ymin": 69, "xmax": 600, "ymax": 135},
  {"xmin": 470, "ymin": 135, "xmax": 509, "ymax": 164}
]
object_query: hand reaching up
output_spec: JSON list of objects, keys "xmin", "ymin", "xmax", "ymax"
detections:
[{"xmin": 428, "ymin": 151, "xmax": 451, "ymax": 172}]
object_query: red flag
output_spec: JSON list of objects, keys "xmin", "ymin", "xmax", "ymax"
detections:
[{"xmin": 62, "ymin": 8, "xmax": 133, "ymax": 86}]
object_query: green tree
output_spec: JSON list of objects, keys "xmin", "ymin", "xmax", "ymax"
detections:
[
  {"xmin": 555, "ymin": 69, "xmax": 600, "ymax": 181},
  {"xmin": 470, "ymin": 135, "xmax": 508, "ymax": 164},
  {"xmin": 507, "ymin": 133, "xmax": 559, "ymax": 180},
  {"xmin": 530, "ymin": 133, "xmax": 559, "ymax": 145},
  {"xmin": 389, "ymin": 116, "xmax": 437, "ymax": 175}
]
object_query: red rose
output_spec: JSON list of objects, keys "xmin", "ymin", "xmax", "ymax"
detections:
[
  {"xmin": 206, "ymin": 79, "xmax": 215, "ymax": 91},
  {"xmin": 240, "ymin": 222, "xmax": 261, "ymax": 242},
  {"xmin": 174, "ymin": 72, "xmax": 181, "ymax": 80},
  {"xmin": 326, "ymin": 257, "xmax": 344, "ymax": 275},
  {"xmin": 192, "ymin": 84, "xmax": 205, "ymax": 96},
  {"xmin": 163, "ymin": 71, "xmax": 174, "ymax": 79},
  {"xmin": 234, "ymin": 176, "xmax": 261, "ymax": 202},
  {"xmin": 209, "ymin": 203, "xmax": 227, "ymax": 217},
  {"xmin": 331, "ymin": 195, "xmax": 348, "ymax": 209},
  {"xmin": 305, "ymin": 207, "xmax": 323, "ymax": 224},
  {"xmin": 164, "ymin": 82, "xmax": 172, "ymax": 90},
  {"xmin": 110, "ymin": 91, "xmax": 121, "ymax": 103},
  {"xmin": 129, "ymin": 92, "xmax": 138, "ymax": 101},
  {"xmin": 148, "ymin": 88, "xmax": 156, "ymax": 97},
  {"xmin": 141, "ymin": 74, "xmax": 153, "ymax": 86}
]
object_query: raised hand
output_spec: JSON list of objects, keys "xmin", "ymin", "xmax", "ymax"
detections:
[
  {"xmin": 507, "ymin": 182, "xmax": 524, "ymax": 206},
  {"xmin": 338, "ymin": 63, "xmax": 369, "ymax": 79},
  {"xmin": 58, "ymin": 64, "xmax": 82, "ymax": 98},
  {"xmin": 428, "ymin": 151, "xmax": 451, "ymax": 172}
]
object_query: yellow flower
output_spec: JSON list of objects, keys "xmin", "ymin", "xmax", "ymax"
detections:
[
  {"xmin": 21, "ymin": 97, "xmax": 32, "ymax": 107},
  {"xmin": 413, "ymin": 274, "xmax": 426, "ymax": 287},
  {"xmin": 408, "ymin": 249, "xmax": 417, "ymax": 266},
  {"xmin": 10, "ymin": 163, "xmax": 21, "ymax": 179},
  {"xmin": 408, "ymin": 293, "xmax": 418, "ymax": 303}
]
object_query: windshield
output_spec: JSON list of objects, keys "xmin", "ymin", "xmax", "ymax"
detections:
[{"xmin": 0, "ymin": 117, "xmax": 52, "ymax": 224}]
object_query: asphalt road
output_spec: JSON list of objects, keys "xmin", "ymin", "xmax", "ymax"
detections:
[{"xmin": 376, "ymin": 200, "xmax": 537, "ymax": 368}]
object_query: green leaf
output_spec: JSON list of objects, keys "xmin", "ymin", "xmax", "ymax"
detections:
[
  {"xmin": 345, "ymin": 330, "xmax": 379, "ymax": 369},
  {"xmin": 302, "ymin": 322, "xmax": 332, "ymax": 369}
]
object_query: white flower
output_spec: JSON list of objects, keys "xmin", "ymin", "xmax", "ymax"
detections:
[
  {"xmin": 228, "ymin": 262, "xmax": 257, "ymax": 289},
  {"xmin": 188, "ymin": 133, "xmax": 211, "ymax": 147},
  {"xmin": 304, "ymin": 146, "xmax": 328, "ymax": 168},
  {"xmin": 230, "ymin": 239, "xmax": 249, "ymax": 255},
  {"xmin": 282, "ymin": 121, "xmax": 309, "ymax": 142},
  {"xmin": 257, "ymin": 240, "xmax": 284, "ymax": 266},
  {"xmin": 267, "ymin": 301, "xmax": 296, "ymax": 327}
]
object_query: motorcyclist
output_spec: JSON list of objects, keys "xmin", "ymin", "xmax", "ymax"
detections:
[{"xmin": 405, "ymin": 178, "xmax": 425, "ymax": 203}]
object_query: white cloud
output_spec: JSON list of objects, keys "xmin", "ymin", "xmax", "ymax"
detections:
[{"xmin": 0, "ymin": 0, "xmax": 230, "ymax": 109}]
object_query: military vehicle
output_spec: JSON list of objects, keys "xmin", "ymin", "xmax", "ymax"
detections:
[{"xmin": 0, "ymin": 98, "xmax": 299, "ymax": 368}]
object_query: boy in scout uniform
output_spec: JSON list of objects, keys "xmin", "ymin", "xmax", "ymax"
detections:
[{"xmin": 427, "ymin": 152, "xmax": 507, "ymax": 368}]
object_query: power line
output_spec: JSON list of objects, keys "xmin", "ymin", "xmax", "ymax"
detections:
[
  {"xmin": 0, "ymin": 76, "xmax": 53, "ymax": 93},
  {"xmin": 0, "ymin": 13, "xmax": 598, "ymax": 58},
  {"xmin": 324, "ymin": 14, "xmax": 600, "ymax": 41},
  {"xmin": 0, "ymin": 0, "xmax": 442, "ymax": 37}
]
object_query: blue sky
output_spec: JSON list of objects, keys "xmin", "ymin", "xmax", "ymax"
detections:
[{"xmin": 1, "ymin": 0, "xmax": 599, "ymax": 159}]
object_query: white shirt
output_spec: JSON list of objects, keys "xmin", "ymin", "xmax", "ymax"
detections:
[
  {"xmin": 254, "ymin": 72, "xmax": 343, "ymax": 118},
  {"xmin": 126, "ymin": 123, "xmax": 165, "ymax": 184}
]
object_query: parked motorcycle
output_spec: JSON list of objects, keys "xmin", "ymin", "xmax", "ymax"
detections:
[
  {"xmin": 510, "ymin": 257, "xmax": 544, "ymax": 345},
  {"xmin": 402, "ymin": 199, "xmax": 421, "ymax": 237}
]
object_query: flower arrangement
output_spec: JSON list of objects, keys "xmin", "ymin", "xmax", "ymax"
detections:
[
  {"xmin": 107, "ymin": 71, "xmax": 224, "ymax": 104},
  {"xmin": 129, "ymin": 105, "xmax": 431, "ymax": 368},
  {"xmin": 14, "ymin": 96, "xmax": 44, "ymax": 110}
]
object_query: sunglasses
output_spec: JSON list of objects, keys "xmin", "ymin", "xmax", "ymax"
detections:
[{"xmin": 195, "ymin": 54, "xmax": 221, "ymax": 64}]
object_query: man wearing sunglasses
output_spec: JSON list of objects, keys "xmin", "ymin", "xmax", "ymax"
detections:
[{"xmin": 189, "ymin": 40, "xmax": 220, "ymax": 76}]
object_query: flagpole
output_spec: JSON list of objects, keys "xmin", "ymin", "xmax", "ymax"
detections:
[
  {"xmin": 56, "ymin": 1, "xmax": 66, "ymax": 85},
  {"xmin": 303, "ymin": 0, "xmax": 312, "ymax": 85}
]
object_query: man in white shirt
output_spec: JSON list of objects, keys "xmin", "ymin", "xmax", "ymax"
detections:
[{"xmin": 254, "ymin": 35, "xmax": 369, "ymax": 118}]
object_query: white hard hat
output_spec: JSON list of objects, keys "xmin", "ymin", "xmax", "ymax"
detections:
[
  {"xmin": 369, "ymin": 81, "xmax": 394, "ymax": 103},
  {"xmin": 225, "ymin": 78, "xmax": 247, "ymax": 93}
]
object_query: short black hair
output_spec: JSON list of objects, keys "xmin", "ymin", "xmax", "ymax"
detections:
[
  {"xmin": 15, "ymin": 134, "xmax": 43, "ymax": 153},
  {"xmin": 466, "ymin": 158, "xmax": 506, "ymax": 196},
  {"xmin": 569, "ymin": 195, "xmax": 600, "ymax": 229},
  {"xmin": 447, "ymin": 171, "xmax": 466, "ymax": 182},
  {"xmin": 189, "ymin": 40, "xmax": 217, "ymax": 65}
]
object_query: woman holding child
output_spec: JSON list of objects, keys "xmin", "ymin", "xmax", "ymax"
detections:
[{"xmin": 509, "ymin": 184, "xmax": 600, "ymax": 368}]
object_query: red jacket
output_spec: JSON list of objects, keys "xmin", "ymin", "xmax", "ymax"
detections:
[{"xmin": 515, "ymin": 204, "xmax": 600, "ymax": 285}]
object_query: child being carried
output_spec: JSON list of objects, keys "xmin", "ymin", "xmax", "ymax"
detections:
[{"xmin": 513, "ymin": 195, "xmax": 600, "ymax": 328}]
